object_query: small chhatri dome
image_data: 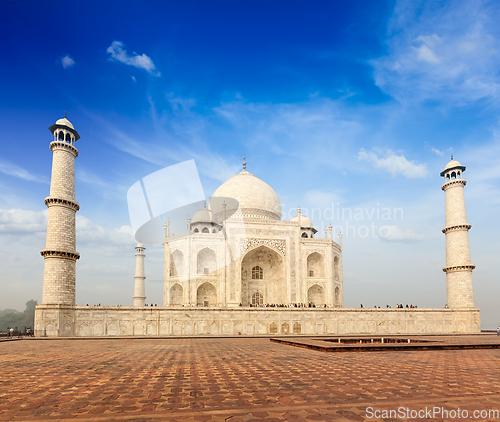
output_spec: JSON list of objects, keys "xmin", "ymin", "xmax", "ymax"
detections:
[
  {"xmin": 49, "ymin": 113, "xmax": 80, "ymax": 140},
  {"xmin": 445, "ymin": 159, "xmax": 462, "ymax": 170},
  {"xmin": 136, "ymin": 242, "xmax": 145, "ymax": 249},
  {"xmin": 291, "ymin": 214, "xmax": 313, "ymax": 228},
  {"xmin": 192, "ymin": 207, "xmax": 216, "ymax": 224},
  {"xmin": 55, "ymin": 117, "xmax": 75, "ymax": 130},
  {"xmin": 441, "ymin": 155, "xmax": 466, "ymax": 177}
]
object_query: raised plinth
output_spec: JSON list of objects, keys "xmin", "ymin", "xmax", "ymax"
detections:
[{"xmin": 35, "ymin": 306, "xmax": 481, "ymax": 337}]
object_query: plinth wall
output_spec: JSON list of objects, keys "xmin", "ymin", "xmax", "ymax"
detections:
[{"xmin": 34, "ymin": 306, "xmax": 481, "ymax": 337}]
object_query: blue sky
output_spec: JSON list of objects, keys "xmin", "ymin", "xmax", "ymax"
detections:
[{"xmin": 1, "ymin": 0, "xmax": 499, "ymax": 328}]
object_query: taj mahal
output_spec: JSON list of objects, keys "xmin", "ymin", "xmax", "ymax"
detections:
[
  {"xmin": 161, "ymin": 157, "xmax": 342, "ymax": 310},
  {"xmin": 34, "ymin": 115, "xmax": 480, "ymax": 337}
]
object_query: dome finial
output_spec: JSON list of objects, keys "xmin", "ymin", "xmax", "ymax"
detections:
[
  {"xmin": 65, "ymin": 111, "xmax": 67, "ymax": 118},
  {"xmin": 243, "ymin": 154, "xmax": 246, "ymax": 170},
  {"xmin": 451, "ymin": 154, "xmax": 453, "ymax": 160},
  {"xmin": 204, "ymin": 200, "xmax": 207, "ymax": 208}
]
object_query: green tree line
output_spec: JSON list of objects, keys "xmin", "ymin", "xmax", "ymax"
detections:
[{"xmin": 0, "ymin": 300, "xmax": 37, "ymax": 331}]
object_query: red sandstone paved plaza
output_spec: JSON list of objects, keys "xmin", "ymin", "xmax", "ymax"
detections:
[{"xmin": 1, "ymin": 335, "xmax": 500, "ymax": 421}]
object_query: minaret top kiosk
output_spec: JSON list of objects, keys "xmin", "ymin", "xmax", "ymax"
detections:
[{"xmin": 440, "ymin": 156, "xmax": 476, "ymax": 309}]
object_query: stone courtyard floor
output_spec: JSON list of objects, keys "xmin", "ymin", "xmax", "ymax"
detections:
[{"xmin": 1, "ymin": 335, "xmax": 500, "ymax": 421}]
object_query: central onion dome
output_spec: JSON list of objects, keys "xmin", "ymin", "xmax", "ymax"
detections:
[{"xmin": 210, "ymin": 157, "xmax": 281, "ymax": 220}]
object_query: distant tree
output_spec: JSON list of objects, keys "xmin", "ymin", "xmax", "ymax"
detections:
[
  {"xmin": 22, "ymin": 300, "xmax": 38, "ymax": 328},
  {"xmin": 0, "ymin": 300, "xmax": 38, "ymax": 331}
]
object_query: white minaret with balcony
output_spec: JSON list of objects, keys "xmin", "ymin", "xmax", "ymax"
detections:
[
  {"xmin": 441, "ymin": 156, "xmax": 475, "ymax": 308},
  {"xmin": 35, "ymin": 114, "xmax": 80, "ymax": 337},
  {"xmin": 133, "ymin": 243, "xmax": 146, "ymax": 307}
]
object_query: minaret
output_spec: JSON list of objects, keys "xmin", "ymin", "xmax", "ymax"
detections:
[
  {"xmin": 133, "ymin": 243, "xmax": 146, "ymax": 307},
  {"xmin": 41, "ymin": 114, "xmax": 81, "ymax": 306},
  {"xmin": 441, "ymin": 156, "xmax": 475, "ymax": 308}
]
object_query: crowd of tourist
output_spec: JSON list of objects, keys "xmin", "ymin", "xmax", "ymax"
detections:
[
  {"xmin": 360, "ymin": 304, "xmax": 418, "ymax": 309},
  {"xmin": 241, "ymin": 303, "xmax": 335, "ymax": 308}
]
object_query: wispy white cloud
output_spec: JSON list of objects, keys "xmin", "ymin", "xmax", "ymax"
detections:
[
  {"xmin": 77, "ymin": 168, "xmax": 128, "ymax": 201},
  {"xmin": 371, "ymin": 0, "xmax": 500, "ymax": 104},
  {"xmin": 167, "ymin": 93, "xmax": 197, "ymax": 112},
  {"xmin": 107, "ymin": 41, "xmax": 160, "ymax": 76},
  {"xmin": 61, "ymin": 55, "xmax": 75, "ymax": 69},
  {"xmin": 0, "ymin": 208, "xmax": 134, "ymax": 246},
  {"xmin": 358, "ymin": 148, "xmax": 428, "ymax": 178},
  {"xmin": 0, "ymin": 209, "xmax": 48, "ymax": 235},
  {"xmin": 431, "ymin": 148, "xmax": 444, "ymax": 156},
  {"xmin": 0, "ymin": 161, "xmax": 49, "ymax": 183},
  {"xmin": 77, "ymin": 215, "xmax": 134, "ymax": 246},
  {"xmin": 381, "ymin": 225, "xmax": 426, "ymax": 242}
]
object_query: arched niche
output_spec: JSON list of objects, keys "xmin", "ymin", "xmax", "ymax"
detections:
[
  {"xmin": 197, "ymin": 247, "xmax": 216, "ymax": 274},
  {"xmin": 197, "ymin": 282, "xmax": 216, "ymax": 307},
  {"xmin": 170, "ymin": 283, "xmax": 183, "ymax": 305},
  {"xmin": 308, "ymin": 284, "xmax": 324, "ymax": 306},
  {"xmin": 170, "ymin": 250, "xmax": 183, "ymax": 277},
  {"xmin": 333, "ymin": 255, "xmax": 339, "ymax": 280},
  {"xmin": 307, "ymin": 252, "xmax": 324, "ymax": 277}
]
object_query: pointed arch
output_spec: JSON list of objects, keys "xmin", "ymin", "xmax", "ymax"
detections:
[
  {"xmin": 170, "ymin": 250, "xmax": 183, "ymax": 277},
  {"xmin": 334, "ymin": 255, "xmax": 339, "ymax": 280},
  {"xmin": 197, "ymin": 247, "xmax": 216, "ymax": 274},
  {"xmin": 170, "ymin": 283, "xmax": 183, "ymax": 305},
  {"xmin": 307, "ymin": 252, "xmax": 324, "ymax": 277},
  {"xmin": 308, "ymin": 284, "xmax": 324, "ymax": 306},
  {"xmin": 197, "ymin": 282, "xmax": 216, "ymax": 307},
  {"xmin": 241, "ymin": 245, "xmax": 285, "ymax": 306}
]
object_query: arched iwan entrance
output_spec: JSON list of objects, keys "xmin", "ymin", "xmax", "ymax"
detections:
[
  {"xmin": 308, "ymin": 284, "xmax": 324, "ymax": 306},
  {"xmin": 241, "ymin": 245, "xmax": 284, "ymax": 306},
  {"xmin": 197, "ymin": 282, "xmax": 216, "ymax": 307}
]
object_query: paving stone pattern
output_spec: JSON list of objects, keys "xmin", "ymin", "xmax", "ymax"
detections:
[{"xmin": 1, "ymin": 335, "xmax": 500, "ymax": 421}]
